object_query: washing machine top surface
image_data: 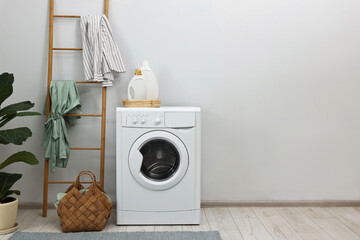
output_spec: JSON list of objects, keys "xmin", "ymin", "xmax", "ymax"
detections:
[
  {"xmin": 117, "ymin": 106, "xmax": 200, "ymax": 112},
  {"xmin": 118, "ymin": 106, "xmax": 200, "ymax": 128}
]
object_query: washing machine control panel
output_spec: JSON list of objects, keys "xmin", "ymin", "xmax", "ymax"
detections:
[{"xmin": 123, "ymin": 112, "xmax": 165, "ymax": 128}]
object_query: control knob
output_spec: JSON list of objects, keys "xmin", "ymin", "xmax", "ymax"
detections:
[
  {"xmin": 140, "ymin": 119, "xmax": 146, "ymax": 124},
  {"xmin": 132, "ymin": 119, "xmax": 138, "ymax": 124},
  {"xmin": 154, "ymin": 118, "xmax": 161, "ymax": 125}
]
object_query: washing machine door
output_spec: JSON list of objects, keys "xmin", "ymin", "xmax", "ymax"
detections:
[{"xmin": 128, "ymin": 131, "xmax": 189, "ymax": 190}]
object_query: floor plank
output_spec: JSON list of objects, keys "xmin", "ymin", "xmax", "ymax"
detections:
[
  {"xmin": 15, "ymin": 209, "xmax": 29, "ymax": 223},
  {"xmin": 125, "ymin": 225, "xmax": 155, "ymax": 232},
  {"xmin": 302, "ymin": 207, "xmax": 359, "ymax": 240},
  {"xmin": 205, "ymin": 207, "xmax": 244, "ymax": 240},
  {"xmin": 276, "ymin": 207, "xmax": 333, "ymax": 240},
  {"xmin": 350, "ymin": 207, "xmax": 360, "ymax": 216},
  {"xmin": 104, "ymin": 212, "xmax": 127, "ymax": 232},
  {"xmin": 38, "ymin": 210, "xmax": 61, "ymax": 232},
  {"xmin": 154, "ymin": 225, "xmax": 183, "ymax": 231},
  {"xmin": 229, "ymin": 207, "xmax": 273, "ymax": 240},
  {"xmin": 328, "ymin": 207, "xmax": 360, "ymax": 236},
  {"xmin": 183, "ymin": 209, "xmax": 210, "ymax": 232},
  {"xmin": 252, "ymin": 207, "xmax": 302, "ymax": 240},
  {"xmin": 17, "ymin": 209, "xmax": 56, "ymax": 232}
]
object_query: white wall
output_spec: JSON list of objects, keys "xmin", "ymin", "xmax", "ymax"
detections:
[{"xmin": 1, "ymin": 0, "xmax": 360, "ymax": 203}]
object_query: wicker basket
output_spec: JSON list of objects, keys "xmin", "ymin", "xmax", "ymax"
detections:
[{"xmin": 56, "ymin": 170, "xmax": 112, "ymax": 232}]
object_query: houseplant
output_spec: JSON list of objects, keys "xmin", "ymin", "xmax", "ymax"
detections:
[{"xmin": 0, "ymin": 72, "xmax": 40, "ymax": 233}]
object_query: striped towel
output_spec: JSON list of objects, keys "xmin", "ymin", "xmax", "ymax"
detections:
[{"xmin": 80, "ymin": 14, "xmax": 126, "ymax": 87}]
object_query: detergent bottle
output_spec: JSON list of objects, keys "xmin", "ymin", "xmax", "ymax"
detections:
[
  {"xmin": 127, "ymin": 69, "xmax": 147, "ymax": 100},
  {"xmin": 140, "ymin": 59, "xmax": 159, "ymax": 100}
]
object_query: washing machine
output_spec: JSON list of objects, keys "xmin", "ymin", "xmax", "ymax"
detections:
[{"xmin": 116, "ymin": 107, "xmax": 201, "ymax": 225}]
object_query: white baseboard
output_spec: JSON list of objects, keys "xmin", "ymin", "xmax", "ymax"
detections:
[{"xmin": 201, "ymin": 200, "xmax": 360, "ymax": 207}]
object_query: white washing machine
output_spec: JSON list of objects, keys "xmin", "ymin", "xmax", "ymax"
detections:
[{"xmin": 116, "ymin": 107, "xmax": 201, "ymax": 225}]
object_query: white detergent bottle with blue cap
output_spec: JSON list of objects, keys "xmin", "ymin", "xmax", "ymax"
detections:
[{"xmin": 140, "ymin": 59, "xmax": 159, "ymax": 100}]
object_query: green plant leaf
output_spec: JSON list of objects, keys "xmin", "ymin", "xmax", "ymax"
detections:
[
  {"xmin": 0, "ymin": 73, "xmax": 14, "ymax": 106},
  {"xmin": 0, "ymin": 172, "xmax": 22, "ymax": 202},
  {"xmin": 1, "ymin": 190, "xmax": 20, "ymax": 202},
  {"xmin": 11, "ymin": 190, "xmax": 20, "ymax": 195},
  {"xmin": 15, "ymin": 112, "xmax": 41, "ymax": 117},
  {"xmin": 0, "ymin": 151, "xmax": 39, "ymax": 170},
  {"xmin": 0, "ymin": 127, "xmax": 32, "ymax": 145},
  {"xmin": 0, "ymin": 101, "xmax": 35, "ymax": 117},
  {"xmin": 0, "ymin": 111, "xmax": 41, "ymax": 128},
  {"xmin": 0, "ymin": 113, "xmax": 16, "ymax": 128}
]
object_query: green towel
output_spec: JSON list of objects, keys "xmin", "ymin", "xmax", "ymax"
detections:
[
  {"xmin": 54, "ymin": 189, "xmax": 88, "ymax": 209},
  {"xmin": 41, "ymin": 80, "xmax": 82, "ymax": 172}
]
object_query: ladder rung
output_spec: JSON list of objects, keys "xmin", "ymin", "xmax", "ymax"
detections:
[
  {"xmin": 76, "ymin": 81, "xmax": 102, "ymax": 84},
  {"xmin": 70, "ymin": 147, "xmax": 102, "ymax": 150},
  {"xmin": 64, "ymin": 114, "xmax": 102, "ymax": 117},
  {"xmin": 48, "ymin": 181, "xmax": 100, "ymax": 184},
  {"xmin": 53, "ymin": 48, "xmax": 82, "ymax": 51},
  {"xmin": 53, "ymin": 15, "xmax": 80, "ymax": 18}
]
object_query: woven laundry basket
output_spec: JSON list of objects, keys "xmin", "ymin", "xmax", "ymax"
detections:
[{"xmin": 57, "ymin": 170, "xmax": 112, "ymax": 232}]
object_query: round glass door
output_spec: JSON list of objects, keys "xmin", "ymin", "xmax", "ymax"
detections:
[
  {"xmin": 140, "ymin": 139, "xmax": 180, "ymax": 181},
  {"xmin": 128, "ymin": 131, "xmax": 189, "ymax": 190}
]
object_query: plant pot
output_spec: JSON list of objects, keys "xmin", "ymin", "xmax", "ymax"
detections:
[{"xmin": 0, "ymin": 197, "xmax": 18, "ymax": 231}]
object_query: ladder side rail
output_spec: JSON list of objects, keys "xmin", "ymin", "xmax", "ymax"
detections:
[
  {"xmin": 43, "ymin": 0, "xmax": 54, "ymax": 217},
  {"xmin": 100, "ymin": 0, "xmax": 109, "ymax": 188},
  {"xmin": 100, "ymin": 88, "xmax": 106, "ymax": 188}
]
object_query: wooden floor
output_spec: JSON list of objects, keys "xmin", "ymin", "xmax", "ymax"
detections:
[{"xmin": 2, "ymin": 207, "xmax": 360, "ymax": 240}]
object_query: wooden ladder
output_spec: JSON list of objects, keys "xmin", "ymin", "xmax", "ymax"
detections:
[{"xmin": 43, "ymin": 0, "xmax": 109, "ymax": 217}]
